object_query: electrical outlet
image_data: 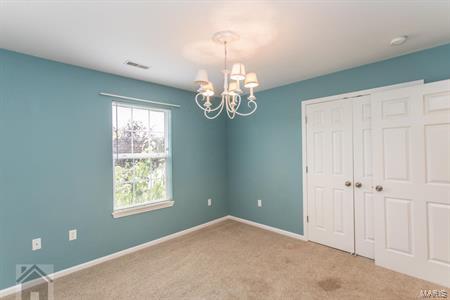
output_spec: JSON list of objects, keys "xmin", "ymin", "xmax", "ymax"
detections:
[
  {"xmin": 257, "ymin": 199, "xmax": 262, "ymax": 207},
  {"xmin": 32, "ymin": 238, "xmax": 41, "ymax": 251},
  {"xmin": 208, "ymin": 198, "xmax": 212, "ymax": 206},
  {"xmin": 69, "ymin": 229, "xmax": 77, "ymax": 241}
]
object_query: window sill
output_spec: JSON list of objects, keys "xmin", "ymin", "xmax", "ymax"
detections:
[{"xmin": 112, "ymin": 200, "xmax": 174, "ymax": 218}]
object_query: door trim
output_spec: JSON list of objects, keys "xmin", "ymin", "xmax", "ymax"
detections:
[{"xmin": 300, "ymin": 80, "xmax": 424, "ymax": 241}]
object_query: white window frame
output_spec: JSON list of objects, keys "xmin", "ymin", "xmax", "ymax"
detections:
[{"xmin": 111, "ymin": 101, "xmax": 173, "ymax": 218}]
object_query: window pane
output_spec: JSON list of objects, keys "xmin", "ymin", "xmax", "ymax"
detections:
[
  {"xmin": 112, "ymin": 105, "xmax": 117, "ymax": 131},
  {"xmin": 132, "ymin": 131, "xmax": 149, "ymax": 154},
  {"xmin": 113, "ymin": 105, "xmax": 118, "ymax": 154},
  {"xmin": 114, "ymin": 159, "xmax": 134, "ymax": 183},
  {"xmin": 134, "ymin": 181, "xmax": 152, "ymax": 205},
  {"xmin": 150, "ymin": 111, "xmax": 164, "ymax": 133},
  {"xmin": 133, "ymin": 108, "xmax": 149, "ymax": 131},
  {"xmin": 134, "ymin": 159, "xmax": 151, "ymax": 182},
  {"xmin": 116, "ymin": 129, "xmax": 132, "ymax": 154},
  {"xmin": 134, "ymin": 159, "xmax": 166, "ymax": 203},
  {"xmin": 114, "ymin": 106, "xmax": 132, "ymax": 154},
  {"xmin": 115, "ymin": 182, "xmax": 133, "ymax": 208},
  {"xmin": 113, "ymin": 129, "xmax": 118, "ymax": 154},
  {"xmin": 150, "ymin": 133, "xmax": 165, "ymax": 153},
  {"xmin": 149, "ymin": 158, "xmax": 166, "ymax": 200},
  {"xmin": 117, "ymin": 106, "xmax": 131, "ymax": 131}
]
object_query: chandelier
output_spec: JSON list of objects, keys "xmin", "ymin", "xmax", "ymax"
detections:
[{"xmin": 194, "ymin": 31, "xmax": 259, "ymax": 119}]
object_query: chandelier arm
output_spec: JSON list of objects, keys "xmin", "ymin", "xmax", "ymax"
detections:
[
  {"xmin": 194, "ymin": 93, "xmax": 207, "ymax": 111},
  {"xmin": 235, "ymin": 100, "xmax": 258, "ymax": 116},
  {"xmin": 226, "ymin": 107, "xmax": 234, "ymax": 119},
  {"xmin": 195, "ymin": 93, "xmax": 223, "ymax": 112},
  {"xmin": 226, "ymin": 95, "xmax": 237, "ymax": 119},
  {"xmin": 224, "ymin": 95, "xmax": 233, "ymax": 119},
  {"xmin": 204, "ymin": 97, "xmax": 224, "ymax": 112},
  {"xmin": 226, "ymin": 95, "xmax": 238, "ymax": 119},
  {"xmin": 234, "ymin": 94, "xmax": 242, "ymax": 112},
  {"xmin": 204, "ymin": 100, "xmax": 225, "ymax": 119}
]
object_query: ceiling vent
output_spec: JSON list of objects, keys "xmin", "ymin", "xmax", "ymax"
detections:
[{"xmin": 124, "ymin": 60, "xmax": 150, "ymax": 70}]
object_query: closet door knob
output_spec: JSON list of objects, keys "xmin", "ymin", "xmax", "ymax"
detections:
[
  {"xmin": 355, "ymin": 182, "xmax": 362, "ymax": 188},
  {"xmin": 375, "ymin": 185, "xmax": 383, "ymax": 192},
  {"xmin": 345, "ymin": 181, "xmax": 352, "ymax": 187}
]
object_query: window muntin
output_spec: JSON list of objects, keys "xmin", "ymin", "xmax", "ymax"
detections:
[{"xmin": 112, "ymin": 102, "xmax": 171, "ymax": 211}]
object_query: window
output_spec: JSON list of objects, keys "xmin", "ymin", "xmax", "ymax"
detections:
[{"xmin": 112, "ymin": 102, "xmax": 172, "ymax": 218}]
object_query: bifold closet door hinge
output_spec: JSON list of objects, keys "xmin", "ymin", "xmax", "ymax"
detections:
[
  {"xmin": 306, "ymin": 166, "xmax": 308, "ymax": 173},
  {"xmin": 307, "ymin": 216, "xmax": 309, "ymax": 223}
]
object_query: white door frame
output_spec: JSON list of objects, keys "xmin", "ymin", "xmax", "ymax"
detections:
[{"xmin": 300, "ymin": 80, "xmax": 424, "ymax": 241}]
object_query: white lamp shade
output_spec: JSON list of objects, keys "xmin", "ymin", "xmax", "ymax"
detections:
[
  {"xmin": 244, "ymin": 72, "xmax": 259, "ymax": 88},
  {"xmin": 202, "ymin": 82, "xmax": 214, "ymax": 97},
  {"xmin": 230, "ymin": 63, "xmax": 246, "ymax": 81},
  {"xmin": 228, "ymin": 81, "xmax": 238, "ymax": 92},
  {"xmin": 194, "ymin": 69, "xmax": 209, "ymax": 85}
]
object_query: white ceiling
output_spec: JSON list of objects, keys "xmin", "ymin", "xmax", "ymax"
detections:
[{"xmin": 1, "ymin": 1, "xmax": 450, "ymax": 92}]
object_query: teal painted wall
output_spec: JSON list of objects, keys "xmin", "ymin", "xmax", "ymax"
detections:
[
  {"xmin": 1, "ymin": 44, "xmax": 450, "ymax": 291},
  {"xmin": 0, "ymin": 49, "xmax": 228, "ymax": 290},
  {"xmin": 227, "ymin": 43, "xmax": 450, "ymax": 235}
]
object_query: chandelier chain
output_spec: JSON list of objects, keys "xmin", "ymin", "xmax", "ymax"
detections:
[{"xmin": 224, "ymin": 41, "xmax": 228, "ymax": 71}]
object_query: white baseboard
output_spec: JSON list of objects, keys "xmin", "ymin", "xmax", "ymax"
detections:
[
  {"xmin": 0, "ymin": 216, "xmax": 229, "ymax": 298},
  {"xmin": 0, "ymin": 215, "xmax": 306, "ymax": 297},
  {"xmin": 228, "ymin": 215, "xmax": 307, "ymax": 241}
]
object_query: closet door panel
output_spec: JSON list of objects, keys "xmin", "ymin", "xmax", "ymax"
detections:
[
  {"xmin": 306, "ymin": 99, "xmax": 354, "ymax": 253},
  {"xmin": 372, "ymin": 80, "xmax": 450, "ymax": 287},
  {"xmin": 353, "ymin": 95, "xmax": 374, "ymax": 258}
]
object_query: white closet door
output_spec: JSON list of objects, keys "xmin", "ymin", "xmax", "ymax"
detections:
[
  {"xmin": 306, "ymin": 99, "xmax": 354, "ymax": 253},
  {"xmin": 353, "ymin": 95, "xmax": 375, "ymax": 259},
  {"xmin": 372, "ymin": 79, "xmax": 450, "ymax": 287}
]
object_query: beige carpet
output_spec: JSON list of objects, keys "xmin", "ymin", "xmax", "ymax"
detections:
[{"xmin": 3, "ymin": 220, "xmax": 444, "ymax": 299}]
